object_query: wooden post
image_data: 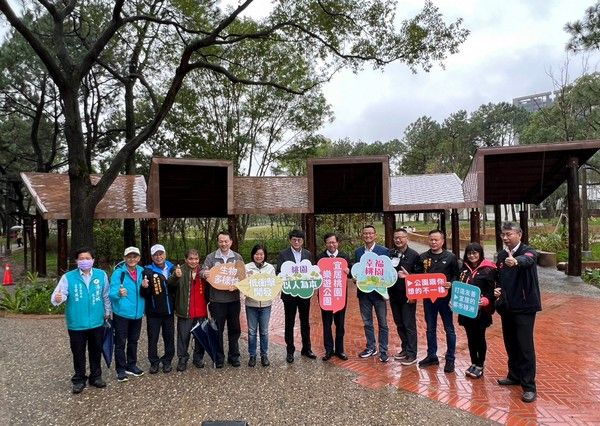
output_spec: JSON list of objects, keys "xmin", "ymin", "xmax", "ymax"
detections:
[
  {"xmin": 148, "ymin": 218, "xmax": 158, "ymax": 247},
  {"xmin": 567, "ymin": 156, "xmax": 582, "ymax": 277},
  {"xmin": 305, "ymin": 213, "xmax": 317, "ymax": 258},
  {"xmin": 35, "ymin": 212, "xmax": 47, "ymax": 277},
  {"xmin": 140, "ymin": 219, "xmax": 149, "ymax": 266},
  {"xmin": 29, "ymin": 216, "xmax": 35, "ymax": 272},
  {"xmin": 439, "ymin": 210, "xmax": 447, "ymax": 250},
  {"xmin": 383, "ymin": 212, "xmax": 395, "ymax": 248},
  {"xmin": 581, "ymin": 166, "xmax": 590, "ymax": 252},
  {"xmin": 451, "ymin": 209, "xmax": 460, "ymax": 258},
  {"xmin": 494, "ymin": 205, "xmax": 503, "ymax": 252},
  {"xmin": 519, "ymin": 208, "xmax": 529, "ymax": 245},
  {"xmin": 228, "ymin": 215, "xmax": 239, "ymax": 252},
  {"xmin": 470, "ymin": 209, "xmax": 481, "ymax": 244},
  {"xmin": 57, "ymin": 219, "xmax": 68, "ymax": 276}
]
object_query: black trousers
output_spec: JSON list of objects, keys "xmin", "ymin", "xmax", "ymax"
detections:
[
  {"xmin": 500, "ymin": 312, "xmax": 537, "ymax": 392},
  {"xmin": 176, "ymin": 317, "xmax": 205, "ymax": 363},
  {"xmin": 282, "ymin": 295, "xmax": 311, "ymax": 354},
  {"xmin": 209, "ymin": 301, "xmax": 241, "ymax": 364},
  {"xmin": 321, "ymin": 307, "xmax": 345, "ymax": 354},
  {"xmin": 390, "ymin": 298, "xmax": 417, "ymax": 358},
  {"xmin": 463, "ymin": 323, "xmax": 487, "ymax": 367},
  {"xmin": 68, "ymin": 326, "xmax": 104, "ymax": 385},
  {"xmin": 147, "ymin": 315, "xmax": 175, "ymax": 366},
  {"xmin": 113, "ymin": 313, "xmax": 142, "ymax": 373}
]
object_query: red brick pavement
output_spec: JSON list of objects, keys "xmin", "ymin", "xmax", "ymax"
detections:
[{"xmin": 240, "ymin": 282, "xmax": 600, "ymax": 425}]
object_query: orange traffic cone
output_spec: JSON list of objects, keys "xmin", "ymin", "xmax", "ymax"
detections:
[{"xmin": 3, "ymin": 263, "xmax": 14, "ymax": 286}]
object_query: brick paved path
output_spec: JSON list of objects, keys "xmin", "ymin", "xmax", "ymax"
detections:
[{"xmin": 242, "ymin": 282, "xmax": 600, "ymax": 425}]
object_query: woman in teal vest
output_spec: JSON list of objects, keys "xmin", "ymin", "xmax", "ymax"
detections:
[
  {"xmin": 51, "ymin": 247, "xmax": 111, "ymax": 394},
  {"xmin": 109, "ymin": 246, "xmax": 146, "ymax": 382}
]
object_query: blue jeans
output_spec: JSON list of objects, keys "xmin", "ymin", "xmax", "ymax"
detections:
[
  {"xmin": 423, "ymin": 298, "xmax": 456, "ymax": 362},
  {"xmin": 246, "ymin": 305, "xmax": 272, "ymax": 357},
  {"xmin": 358, "ymin": 292, "xmax": 388, "ymax": 354}
]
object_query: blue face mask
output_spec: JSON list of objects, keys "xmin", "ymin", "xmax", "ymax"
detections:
[{"xmin": 77, "ymin": 259, "xmax": 94, "ymax": 270}]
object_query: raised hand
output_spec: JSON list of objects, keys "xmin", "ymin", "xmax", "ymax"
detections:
[
  {"xmin": 505, "ymin": 248, "xmax": 518, "ymax": 267},
  {"xmin": 175, "ymin": 264, "xmax": 182, "ymax": 278},
  {"xmin": 54, "ymin": 291, "xmax": 63, "ymax": 303},
  {"xmin": 142, "ymin": 276, "xmax": 149, "ymax": 288}
]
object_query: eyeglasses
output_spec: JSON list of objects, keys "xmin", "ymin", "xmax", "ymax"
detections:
[{"xmin": 467, "ymin": 251, "xmax": 479, "ymax": 256}]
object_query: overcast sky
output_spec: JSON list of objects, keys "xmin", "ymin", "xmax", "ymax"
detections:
[{"xmin": 315, "ymin": 0, "xmax": 600, "ymax": 142}]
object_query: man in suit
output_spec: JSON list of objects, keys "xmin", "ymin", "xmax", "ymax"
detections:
[
  {"xmin": 276, "ymin": 229, "xmax": 316, "ymax": 363},
  {"xmin": 316, "ymin": 232, "xmax": 351, "ymax": 361},
  {"xmin": 354, "ymin": 225, "xmax": 390, "ymax": 362},
  {"xmin": 494, "ymin": 222, "xmax": 541, "ymax": 403}
]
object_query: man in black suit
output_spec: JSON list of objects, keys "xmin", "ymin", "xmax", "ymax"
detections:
[
  {"xmin": 315, "ymin": 232, "xmax": 351, "ymax": 362},
  {"xmin": 276, "ymin": 229, "xmax": 316, "ymax": 363}
]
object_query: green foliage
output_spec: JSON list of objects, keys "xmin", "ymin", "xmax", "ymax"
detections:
[
  {"xmin": 529, "ymin": 231, "xmax": 568, "ymax": 262},
  {"xmin": 0, "ymin": 273, "xmax": 64, "ymax": 314},
  {"xmin": 93, "ymin": 220, "xmax": 124, "ymax": 266},
  {"xmin": 565, "ymin": 3, "xmax": 600, "ymax": 51},
  {"xmin": 583, "ymin": 268, "xmax": 600, "ymax": 288}
]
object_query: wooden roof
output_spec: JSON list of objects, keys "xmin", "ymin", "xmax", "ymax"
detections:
[
  {"xmin": 20, "ymin": 172, "xmax": 156, "ymax": 220},
  {"xmin": 233, "ymin": 177, "xmax": 309, "ymax": 214}
]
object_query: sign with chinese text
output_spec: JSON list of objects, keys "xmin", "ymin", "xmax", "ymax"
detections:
[
  {"xmin": 317, "ymin": 257, "xmax": 348, "ymax": 313},
  {"xmin": 450, "ymin": 281, "xmax": 481, "ymax": 318},
  {"xmin": 279, "ymin": 260, "xmax": 322, "ymax": 298},
  {"xmin": 236, "ymin": 273, "xmax": 283, "ymax": 302},
  {"xmin": 405, "ymin": 273, "xmax": 448, "ymax": 302},
  {"xmin": 351, "ymin": 252, "xmax": 397, "ymax": 299},
  {"xmin": 207, "ymin": 261, "xmax": 247, "ymax": 291}
]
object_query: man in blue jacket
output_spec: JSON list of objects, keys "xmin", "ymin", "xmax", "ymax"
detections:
[
  {"xmin": 355, "ymin": 225, "xmax": 390, "ymax": 362},
  {"xmin": 142, "ymin": 244, "xmax": 176, "ymax": 374},
  {"xmin": 495, "ymin": 222, "xmax": 541, "ymax": 403},
  {"xmin": 51, "ymin": 247, "xmax": 111, "ymax": 394}
]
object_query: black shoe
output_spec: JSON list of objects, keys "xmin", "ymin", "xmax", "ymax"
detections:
[
  {"xmin": 176, "ymin": 360, "xmax": 187, "ymax": 372},
  {"xmin": 72, "ymin": 382, "xmax": 86, "ymax": 394},
  {"xmin": 193, "ymin": 359, "xmax": 205, "ymax": 369},
  {"xmin": 443, "ymin": 360, "xmax": 455, "ymax": 373},
  {"xmin": 162, "ymin": 364, "xmax": 172, "ymax": 373},
  {"xmin": 89, "ymin": 379, "xmax": 106, "ymax": 388},
  {"xmin": 228, "ymin": 358, "xmax": 241, "ymax": 367},
  {"xmin": 418, "ymin": 356, "xmax": 439, "ymax": 368},
  {"xmin": 248, "ymin": 356, "xmax": 256, "ymax": 367},
  {"xmin": 286, "ymin": 353, "xmax": 294, "ymax": 363},
  {"xmin": 335, "ymin": 352, "xmax": 348, "ymax": 361},
  {"xmin": 301, "ymin": 350, "xmax": 317, "ymax": 359},
  {"xmin": 261, "ymin": 356, "xmax": 270, "ymax": 367},
  {"xmin": 322, "ymin": 352, "xmax": 333, "ymax": 361},
  {"xmin": 215, "ymin": 362, "xmax": 224, "ymax": 369},
  {"xmin": 522, "ymin": 391, "xmax": 537, "ymax": 403},
  {"xmin": 149, "ymin": 363, "xmax": 160, "ymax": 374},
  {"xmin": 497, "ymin": 378, "xmax": 519, "ymax": 386}
]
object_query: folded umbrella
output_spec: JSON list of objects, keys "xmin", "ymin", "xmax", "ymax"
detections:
[
  {"xmin": 191, "ymin": 318, "xmax": 219, "ymax": 367},
  {"xmin": 102, "ymin": 319, "xmax": 114, "ymax": 367}
]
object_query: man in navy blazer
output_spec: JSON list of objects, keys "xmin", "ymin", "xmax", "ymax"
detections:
[
  {"xmin": 276, "ymin": 229, "xmax": 316, "ymax": 363},
  {"xmin": 354, "ymin": 225, "xmax": 390, "ymax": 362}
]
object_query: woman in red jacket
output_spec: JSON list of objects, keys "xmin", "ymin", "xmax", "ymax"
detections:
[{"xmin": 458, "ymin": 242, "xmax": 497, "ymax": 379}]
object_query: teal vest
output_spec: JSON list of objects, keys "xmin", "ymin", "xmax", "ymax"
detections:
[{"xmin": 65, "ymin": 268, "xmax": 106, "ymax": 330}]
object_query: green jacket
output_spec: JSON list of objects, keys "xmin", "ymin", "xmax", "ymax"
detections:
[{"xmin": 168, "ymin": 264, "xmax": 209, "ymax": 318}]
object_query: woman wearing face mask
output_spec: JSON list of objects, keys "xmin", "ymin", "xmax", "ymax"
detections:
[
  {"xmin": 51, "ymin": 247, "xmax": 112, "ymax": 394},
  {"xmin": 458, "ymin": 242, "xmax": 497, "ymax": 379}
]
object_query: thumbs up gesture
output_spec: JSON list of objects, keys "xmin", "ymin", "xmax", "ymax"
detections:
[
  {"xmin": 55, "ymin": 290, "xmax": 63, "ymax": 303},
  {"xmin": 142, "ymin": 276, "xmax": 149, "ymax": 288},
  {"xmin": 505, "ymin": 248, "xmax": 518, "ymax": 267},
  {"xmin": 175, "ymin": 264, "xmax": 182, "ymax": 278}
]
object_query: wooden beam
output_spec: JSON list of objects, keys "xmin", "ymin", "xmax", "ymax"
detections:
[
  {"xmin": 567, "ymin": 156, "xmax": 582, "ymax": 276},
  {"xmin": 451, "ymin": 209, "xmax": 460, "ymax": 258},
  {"xmin": 494, "ymin": 205, "xmax": 503, "ymax": 252},
  {"xmin": 383, "ymin": 213, "xmax": 395, "ymax": 249}
]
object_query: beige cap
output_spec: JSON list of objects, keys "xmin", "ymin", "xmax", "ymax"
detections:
[{"xmin": 124, "ymin": 246, "xmax": 140, "ymax": 257}]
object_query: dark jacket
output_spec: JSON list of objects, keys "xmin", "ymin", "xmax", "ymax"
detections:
[
  {"xmin": 457, "ymin": 259, "xmax": 497, "ymax": 328},
  {"xmin": 276, "ymin": 247, "xmax": 313, "ymax": 302},
  {"xmin": 420, "ymin": 249, "xmax": 459, "ymax": 300},
  {"xmin": 140, "ymin": 261, "xmax": 176, "ymax": 317},
  {"xmin": 168, "ymin": 264, "xmax": 209, "ymax": 319},
  {"xmin": 496, "ymin": 243, "xmax": 541, "ymax": 314},
  {"xmin": 389, "ymin": 246, "xmax": 423, "ymax": 302}
]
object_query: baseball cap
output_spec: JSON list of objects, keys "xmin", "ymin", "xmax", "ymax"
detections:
[
  {"xmin": 124, "ymin": 246, "xmax": 140, "ymax": 257},
  {"xmin": 150, "ymin": 244, "xmax": 166, "ymax": 256}
]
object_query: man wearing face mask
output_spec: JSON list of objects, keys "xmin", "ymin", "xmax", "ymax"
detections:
[{"xmin": 51, "ymin": 247, "xmax": 111, "ymax": 394}]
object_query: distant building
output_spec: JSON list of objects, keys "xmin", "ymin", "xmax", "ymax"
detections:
[{"xmin": 513, "ymin": 91, "xmax": 556, "ymax": 113}]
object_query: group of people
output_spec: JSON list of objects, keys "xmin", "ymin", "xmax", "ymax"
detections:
[{"xmin": 52, "ymin": 222, "xmax": 541, "ymax": 404}]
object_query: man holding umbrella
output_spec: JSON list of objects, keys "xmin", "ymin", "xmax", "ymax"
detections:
[{"xmin": 51, "ymin": 247, "xmax": 111, "ymax": 394}]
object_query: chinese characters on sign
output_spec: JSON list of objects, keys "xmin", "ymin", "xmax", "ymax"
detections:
[
  {"xmin": 404, "ymin": 273, "xmax": 448, "ymax": 302},
  {"xmin": 317, "ymin": 257, "xmax": 348, "ymax": 313},
  {"xmin": 236, "ymin": 273, "xmax": 283, "ymax": 302},
  {"xmin": 351, "ymin": 252, "xmax": 397, "ymax": 299},
  {"xmin": 450, "ymin": 281, "xmax": 481, "ymax": 319},
  {"xmin": 278, "ymin": 259, "xmax": 322, "ymax": 299},
  {"xmin": 207, "ymin": 261, "xmax": 247, "ymax": 291}
]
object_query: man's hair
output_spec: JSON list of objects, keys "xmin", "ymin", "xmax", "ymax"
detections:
[
  {"xmin": 362, "ymin": 225, "xmax": 376, "ymax": 232},
  {"xmin": 185, "ymin": 248, "xmax": 199, "ymax": 258},
  {"xmin": 428, "ymin": 229, "xmax": 445, "ymax": 239},
  {"xmin": 73, "ymin": 247, "xmax": 95, "ymax": 260},
  {"xmin": 288, "ymin": 229, "xmax": 305, "ymax": 240},
  {"xmin": 501, "ymin": 222, "xmax": 522, "ymax": 233},
  {"xmin": 393, "ymin": 228, "xmax": 408, "ymax": 235},
  {"xmin": 217, "ymin": 230, "xmax": 231, "ymax": 239},
  {"xmin": 323, "ymin": 232, "xmax": 339, "ymax": 242}
]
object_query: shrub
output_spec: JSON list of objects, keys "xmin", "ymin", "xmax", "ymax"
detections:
[{"xmin": 0, "ymin": 272, "xmax": 64, "ymax": 314}]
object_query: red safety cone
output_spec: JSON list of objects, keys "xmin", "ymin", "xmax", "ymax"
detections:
[{"xmin": 3, "ymin": 263, "xmax": 14, "ymax": 286}]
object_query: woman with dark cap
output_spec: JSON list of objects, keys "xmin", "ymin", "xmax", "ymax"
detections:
[{"xmin": 458, "ymin": 242, "xmax": 497, "ymax": 379}]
